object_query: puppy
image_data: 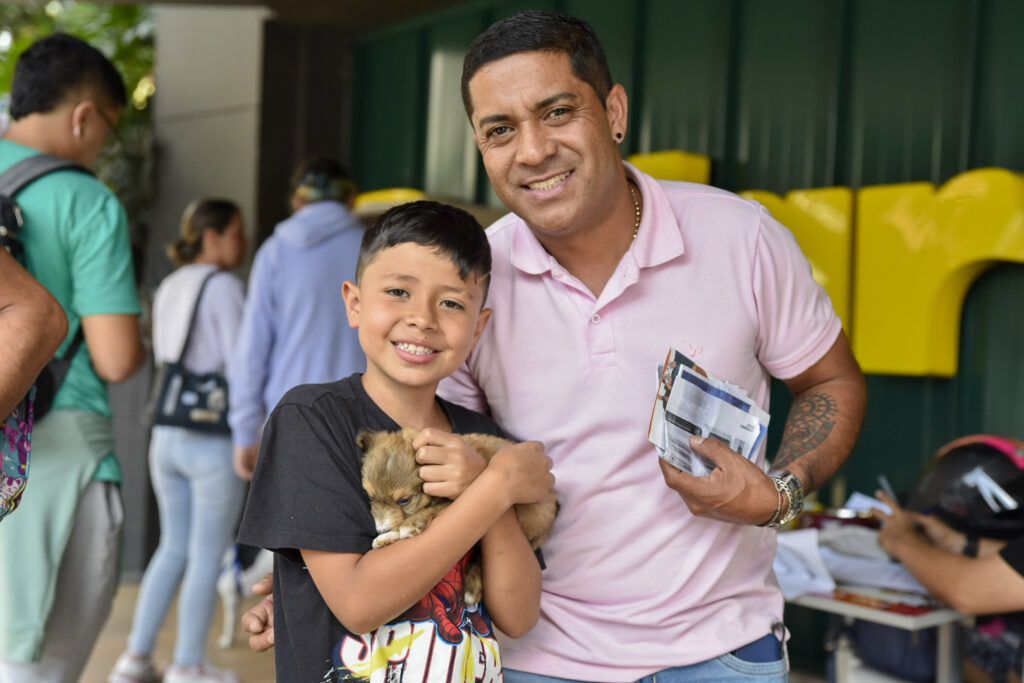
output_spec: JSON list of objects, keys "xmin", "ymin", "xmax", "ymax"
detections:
[{"xmin": 358, "ymin": 428, "xmax": 557, "ymax": 606}]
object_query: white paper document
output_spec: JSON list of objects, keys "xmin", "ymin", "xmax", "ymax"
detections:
[
  {"xmin": 774, "ymin": 529, "xmax": 837, "ymax": 599},
  {"xmin": 649, "ymin": 348, "xmax": 770, "ymax": 476}
]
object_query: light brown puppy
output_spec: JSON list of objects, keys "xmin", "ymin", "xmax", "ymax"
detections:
[{"xmin": 358, "ymin": 428, "xmax": 558, "ymax": 605}]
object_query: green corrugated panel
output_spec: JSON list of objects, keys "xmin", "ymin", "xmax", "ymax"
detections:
[
  {"xmin": 955, "ymin": 265, "xmax": 1024, "ymax": 437},
  {"xmin": 839, "ymin": 0, "xmax": 973, "ymax": 187},
  {"xmin": 726, "ymin": 0, "xmax": 844, "ymax": 193},
  {"xmin": 424, "ymin": 16, "xmax": 485, "ymax": 201},
  {"xmin": 843, "ymin": 376, "xmax": 956, "ymax": 497},
  {"xmin": 353, "ymin": 32, "xmax": 426, "ymax": 191},
  {"xmin": 636, "ymin": 0, "xmax": 732, "ymax": 176},
  {"xmin": 970, "ymin": 0, "xmax": 1024, "ymax": 170},
  {"xmin": 563, "ymin": 1, "xmax": 638, "ymax": 113}
]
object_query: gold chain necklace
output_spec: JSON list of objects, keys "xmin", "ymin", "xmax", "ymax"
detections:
[{"xmin": 628, "ymin": 182, "xmax": 641, "ymax": 240}]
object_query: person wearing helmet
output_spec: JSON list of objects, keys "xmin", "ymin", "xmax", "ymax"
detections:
[
  {"xmin": 873, "ymin": 436, "xmax": 1024, "ymax": 615},
  {"xmin": 874, "ymin": 489, "xmax": 1024, "ymax": 615},
  {"xmin": 873, "ymin": 436, "xmax": 1024, "ymax": 683}
]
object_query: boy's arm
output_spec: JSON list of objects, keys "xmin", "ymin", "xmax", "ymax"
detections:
[
  {"xmin": 479, "ymin": 510, "xmax": 542, "ymax": 637},
  {"xmin": 302, "ymin": 444, "xmax": 552, "ymax": 634},
  {"xmin": 410, "ymin": 429, "xmax": 544, "ymax": 635}
]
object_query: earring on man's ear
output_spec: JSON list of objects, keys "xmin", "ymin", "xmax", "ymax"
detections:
[
  {"xmin": 615, "ymin": 132, "xmax": 623, "ymax": 141},
  {"xmin": 73, "ymin": 126, "xmax": 82, "ymax": 138}
]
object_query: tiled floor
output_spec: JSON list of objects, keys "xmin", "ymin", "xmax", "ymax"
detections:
[
  {"xmin": 83, "ymin": 582, "xmax": 275, "ymax": 683},
  {"xmin": 84, "ymin": 583, "xmax": 827, "ymax": 682}
]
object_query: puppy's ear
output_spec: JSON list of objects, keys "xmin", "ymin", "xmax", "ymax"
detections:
[{"xmin": 355, "ymin": 430, "xmax": 375, "ymax": 453}]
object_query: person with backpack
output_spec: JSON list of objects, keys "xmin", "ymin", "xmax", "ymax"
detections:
[
  {"xmin": 0, "ymin": 33, "xmax": 144, "ymax": 683},
  {"xmin": 110, "ymin": 199, "xmax": 248, "ymax": 683}
]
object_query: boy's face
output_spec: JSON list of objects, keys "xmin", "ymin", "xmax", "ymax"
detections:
[{"xmin": 342, "ymin": 243, "xmax": 492, "ymax": 394}]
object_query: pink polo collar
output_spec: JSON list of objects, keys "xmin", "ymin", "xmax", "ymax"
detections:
[{"xmin": 509, "ymin": 162, "xmax": 686, "ymax": 276}]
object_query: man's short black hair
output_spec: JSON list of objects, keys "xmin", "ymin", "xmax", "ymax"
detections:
[
  {"xmin": 9, "ymin": 33, "xmax": 126, "ymax": 120},
  {"xmin": 461, "ymin": 10, "xmax": 612, "ymax": 117},
  {"xmin": 356, "ymin": 200, "xmax": 491, "ymax": 299}
]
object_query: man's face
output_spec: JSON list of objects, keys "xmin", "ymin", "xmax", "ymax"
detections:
[{"xmin": 467, "ymin": 51, "xmax": 627, "ymax": 241}]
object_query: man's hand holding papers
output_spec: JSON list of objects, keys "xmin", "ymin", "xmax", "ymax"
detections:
[{"xmin": 650, "ymin": 348, "xmax": 779, "ymax": 525}]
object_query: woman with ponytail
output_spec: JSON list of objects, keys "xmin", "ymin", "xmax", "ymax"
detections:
[{"xmin": 110, "ymin": 199, "xmax": 248, "ymax": 683}]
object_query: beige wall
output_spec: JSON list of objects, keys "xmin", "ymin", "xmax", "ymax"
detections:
[
  {"xmin": 146, "ymin": 3, "xmax": 269, "ymax": 285},
  {"xmin": 116, "ymin": 3, "xmax": 269, "ymax": 577}
]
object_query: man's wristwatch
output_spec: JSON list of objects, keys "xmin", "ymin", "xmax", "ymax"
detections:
[{"xmin": 769, "ymin": 471, "xmax": 805, "ymax": 529}]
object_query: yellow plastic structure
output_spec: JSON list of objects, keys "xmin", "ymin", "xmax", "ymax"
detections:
[
  {"xmin": 853, "ymin": 168, "xmax": 1024, "ymax": 376},
  {"xmin": 740, "ymin": 188, "xmax": 853, "ymax": 331},
  {"xmin": 628, "ymin": 150, "xmax": 711, "ymax": 184},
  {"xmin": 353, "ymin": 187, "xmax": 426, "ymax": 212}
]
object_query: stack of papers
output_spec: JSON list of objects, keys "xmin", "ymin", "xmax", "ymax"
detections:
[
  {"xmin": 648, "ymin": 348, "xmax": 770, "ymax": 476},
  {"xmin": 773, "ymin": 493, "xmax": 927, "ymax": 599}
]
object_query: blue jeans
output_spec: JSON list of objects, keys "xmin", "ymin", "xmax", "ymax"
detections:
[
  {"xmin": 503, "ymin": 635, "xmax": 788, "ymax": 683},
  {"xmin": 127, "ymin": 426, "xmax": 246, "ymax": 666}
]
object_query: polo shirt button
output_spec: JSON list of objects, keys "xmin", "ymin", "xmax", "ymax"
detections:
[{"xmin": 590, "ymin": 314, "xmax": 601, "ymax": 324}]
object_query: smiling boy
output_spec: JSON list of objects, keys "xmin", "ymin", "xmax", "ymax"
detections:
[{"xmin": 236, "ymin": 200, "xmax": 554, "ymax": 682}]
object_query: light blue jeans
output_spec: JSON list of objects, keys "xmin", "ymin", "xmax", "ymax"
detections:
[
  {"xmin": 504, "ymin": 652, "xmax": 788, "ymax": 683},
  {"xmin": 127, "ymin": 426, "xmax": 246, "ymax": 666}
]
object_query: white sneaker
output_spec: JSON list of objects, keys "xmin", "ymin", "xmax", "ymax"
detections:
[
  {"xmin": 165, "ymin": 664, "xmax": 241, "ymax": 683},
  {"xmin": 109, "ymin": 651, "xmax": 162, "ymax": 683}
]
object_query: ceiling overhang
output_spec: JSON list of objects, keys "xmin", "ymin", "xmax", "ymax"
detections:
[{"xmin": 108, "ymin": 0, "xmax": 472, "ymax": 31}]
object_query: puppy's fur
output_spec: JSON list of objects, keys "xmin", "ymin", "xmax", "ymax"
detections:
[{"xmin": 358, "ymin": 428, "xmax": 557, "ymax": 606}]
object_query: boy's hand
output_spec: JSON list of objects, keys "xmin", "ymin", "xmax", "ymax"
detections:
[
  {"xmin": 489, "ymin": 441, "xmax": 555, "ymax": 506},
  {"xmin": 414, "ymin": 429, "xmax": 487, "ymax": 499},
  {"xmin": 243, "ymin": 573, "xmax": 275, "ymax": 651}
]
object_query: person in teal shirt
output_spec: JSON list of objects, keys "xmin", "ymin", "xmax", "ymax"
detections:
[{"xmin": 0, "ymin": 33, "xmax": 144, "ymax": 683}]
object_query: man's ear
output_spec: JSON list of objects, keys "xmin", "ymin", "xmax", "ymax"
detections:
[
  {"xmin": 605, "ymin": 84, "xmax": 629, "ymax": 142},
  {"xmin": 341, "ymin": 280, "xmax": 361, "ymax": 328},
  {"xmin": 69, "ymin": 100, "xmax": 94, "ymax": 138}
]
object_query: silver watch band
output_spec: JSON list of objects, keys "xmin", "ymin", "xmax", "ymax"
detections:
[{"xmin": 768, "ymin": 472, "xmax": 805, "ymax": 529}]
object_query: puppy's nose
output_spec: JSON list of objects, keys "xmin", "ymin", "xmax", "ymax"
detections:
[{"xmin": 374, "ymin": 519, "xmax": 391, "ymax": 534}]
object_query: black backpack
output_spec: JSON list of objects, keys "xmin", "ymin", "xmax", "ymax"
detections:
[{"xmin": 0, "ymin": 154, "xmax": 92, "ymax": 421}]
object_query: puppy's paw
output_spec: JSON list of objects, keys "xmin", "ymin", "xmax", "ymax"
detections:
[
  {"xmin": 372, "ymin": 531, "xmax": 401, "ymax": 548},
  {"xmin": 464, "ymin": 563, "xmax": 483, "ymax": 607}
]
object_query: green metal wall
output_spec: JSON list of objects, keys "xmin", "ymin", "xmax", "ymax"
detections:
[{"xmin": 352, "ymin": 1, "xmax": 1024, "ymax": 670}]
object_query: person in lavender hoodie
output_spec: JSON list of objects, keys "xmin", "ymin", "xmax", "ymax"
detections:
[{"xmin": 228, "ymin": 158, "xmax": 366, "ymax": 480}]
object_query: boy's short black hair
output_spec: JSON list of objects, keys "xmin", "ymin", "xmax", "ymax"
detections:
[
  {"xmin": 356, "ymin": 200, "xmax": 491, "ymax": 299},
  {"xmin": 9, "ymin": 33, "xmax": 127, "ymax": 120},
  {"xmin": 461, "ymin": 10, "xmax": 612, "ymax": 117}
]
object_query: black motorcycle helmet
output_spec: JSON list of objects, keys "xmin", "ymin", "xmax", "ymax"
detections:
[{"xmin": 906, "ymin": 435, "xmax": 1024, "ymax": 540}]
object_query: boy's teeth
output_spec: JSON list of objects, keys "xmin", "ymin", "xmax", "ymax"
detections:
[
  {"xmin": 528, "ymin": 172, "xmax": 569, "ymax": 191},
  {"xmin": 395, "ymin": 342, "xmax": 433, "ymax": 355}
]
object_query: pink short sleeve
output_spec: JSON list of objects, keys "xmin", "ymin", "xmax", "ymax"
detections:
[{"xmin": 752, "ymin": 206, "xmax": 842, "ymax": 380}]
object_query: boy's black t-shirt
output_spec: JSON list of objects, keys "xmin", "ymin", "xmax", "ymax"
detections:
[{"xmin": 237, "ymin": 373, "xmax": 506, "ymax": 683}]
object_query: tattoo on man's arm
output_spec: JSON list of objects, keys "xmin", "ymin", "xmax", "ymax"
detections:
[{"xmin": 771, "ymin": 393, "xmax": 837, "ymax": 491}]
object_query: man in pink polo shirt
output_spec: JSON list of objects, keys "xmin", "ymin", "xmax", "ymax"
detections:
[
  {"xmin": 241, "ymin": 10, "xmax": 867, "ymax": 680},
  {"xmin": 438, "ymin": 10, "xmax": 867, "ymax": 683}
]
